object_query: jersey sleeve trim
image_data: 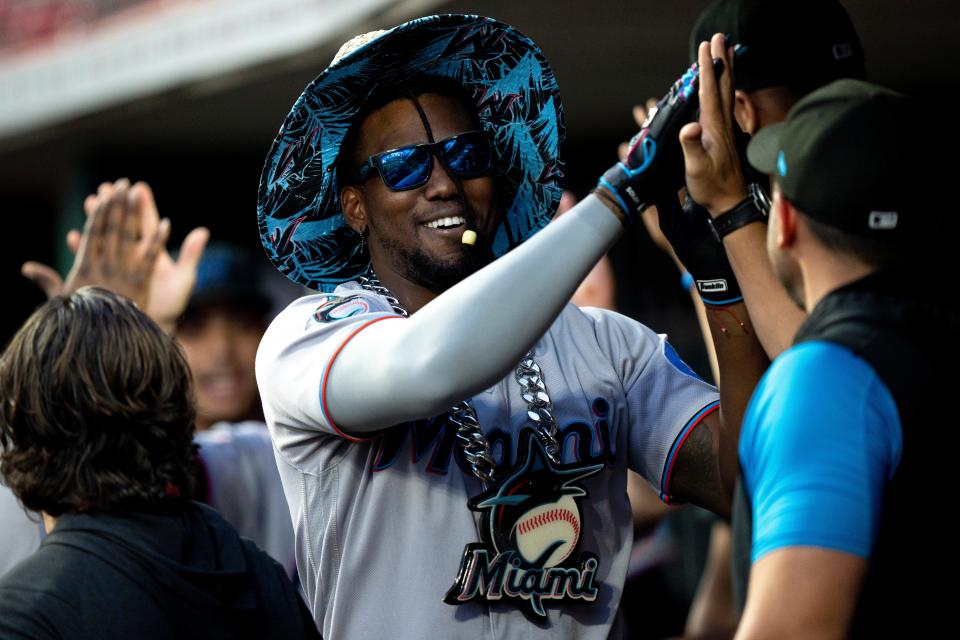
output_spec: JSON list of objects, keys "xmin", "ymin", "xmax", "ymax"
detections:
[
  {"xmin": 659, "ymin": 400, "xmax": 720, "ymax": 504},
  {"xmin": 320, "ymin": 315, "xmax": 403, "ymax": 442}
]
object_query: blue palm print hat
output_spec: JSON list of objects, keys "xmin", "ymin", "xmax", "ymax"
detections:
[{"xmin": 257, "ymin": 14, "xmax": 565, "ymax": 291}]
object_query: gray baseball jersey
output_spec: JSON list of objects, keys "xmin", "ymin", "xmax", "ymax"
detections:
[
  {"xmin": 0, "ymin": 485, "xmax": 40, "ymax": 579},
  {"xmin": 257, "ymin": 283, "xmax": 719, "ymax": 640},
  {"xmin": 194, "ymin": 421, "xmax": 297, "ymax": 578}
]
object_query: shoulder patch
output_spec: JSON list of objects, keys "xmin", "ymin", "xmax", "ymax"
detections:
[{"xmin": 312, "ymin": 294, "xmax": 372, "ymax": 323}]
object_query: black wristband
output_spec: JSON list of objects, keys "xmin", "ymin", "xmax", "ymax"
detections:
[{"xmin": 708, "ymin": 196, "xmax": 767, "ymax": 242}]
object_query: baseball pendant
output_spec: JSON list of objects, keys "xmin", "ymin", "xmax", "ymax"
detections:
[{"xmin": 444, "ymin": 429, "xmax": 604, "ymax": 623}]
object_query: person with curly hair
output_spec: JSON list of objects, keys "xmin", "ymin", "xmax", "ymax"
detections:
[{"xmin": 0, "ymin": 287, "xmax": 319, "ymax": 639}]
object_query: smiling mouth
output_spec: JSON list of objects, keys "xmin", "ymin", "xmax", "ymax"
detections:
[{"xmin": 425, "ymin": 216, "xmax": 466, "ymax": 230}]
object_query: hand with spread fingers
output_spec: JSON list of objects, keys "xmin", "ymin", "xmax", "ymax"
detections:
[
  {"xmin": 21, "ymin": 179, "xmax": 209, "ymax": 333},
  {"xmin": 679, "ymin": 34, "xmax": 749, "ymax": 217},
  {"xmin": 38, "ymin": 179, "xmax": 169, "ymax": 310},
  {"xmin": 116, "ymin": 181, "xmax": 209, "ymax": 331}
]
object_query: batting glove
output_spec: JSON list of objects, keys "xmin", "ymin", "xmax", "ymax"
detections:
[{"xmin": 596, "ymin": 57, "xmax": 726, "ymax": 222}]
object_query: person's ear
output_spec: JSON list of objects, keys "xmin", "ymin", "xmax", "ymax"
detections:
[
  {"xmin": 341, "ymin": 186, "xmax": 366, "ymax": 235},
  {"xmin": 773, "ymin": 190, "xmax": 798, "ymax": 249},
  {"xmin": 733, "ymin": 90, "xmax": 759, "ymax": 136}
]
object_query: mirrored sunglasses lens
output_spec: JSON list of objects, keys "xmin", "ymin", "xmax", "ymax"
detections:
[
  {"xmin": 379, "ymin": 147, "xmax": 430, "ymax": 190},
  {"xmin": 444, "ymin": 134, "xmax": 490, "ymax": 177}
]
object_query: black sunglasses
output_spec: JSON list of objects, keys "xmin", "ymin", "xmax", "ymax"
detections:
[{"xmin": 352, "ymin": 131, "xmax": 492, "ymax": 191}]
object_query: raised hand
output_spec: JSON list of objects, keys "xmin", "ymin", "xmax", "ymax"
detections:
[
  {"xmin": 679, "ymin": 34, "xmax": 748, "ymax": 216},
  {"xmin": 26, "ymin": 179, "xmax": 169, "ymax": 309},
  {"xmin": 598, "ymin": 51, "xmax": 725, "ymax": 222},
  {"xmin": 119, "ymin": 182, "xmax": 209, "ymax": 331},
  {"xmin": 21, "ymin": 179, "xmax": 209, "ymax": 333}
]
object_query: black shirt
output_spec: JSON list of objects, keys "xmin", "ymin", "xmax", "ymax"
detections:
[{"xmin": 0, "ymin": 502, "xmax": 320, "ymax": 639}]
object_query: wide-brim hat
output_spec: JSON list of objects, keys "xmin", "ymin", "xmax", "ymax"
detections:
[{"xmin": 257, "ymin": 14, "xmax": 565, "ymax": 292}]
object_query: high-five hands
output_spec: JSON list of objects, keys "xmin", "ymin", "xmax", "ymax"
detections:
[
  {"xmin": 597, "ymin": 49, "xmax": 725, "ymax": 221},
  {"xmin": 608, "ymin": 39, "xmax": 746, "ymax": 306},
  {"xmin": 21, "ymin": 179, "xmax": 209, "ymax": 333},
  {"xmin": 679, "ymin": 34, "xmax": 749, "ymax": 217}
]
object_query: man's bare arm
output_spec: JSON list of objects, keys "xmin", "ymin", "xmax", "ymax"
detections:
[
  {"xmin": 722, "ymin": 223, "xmax": 806, "ymax": 358},
  {"xmin": 663, "ymin": 300, "xmax": 768, "ymax": 513},
  {"xmin": 669, "ymin": 412, "xmax": 728, "ymax": 518},
  {"xmin": 678, "ymin": 34, "xmax": 806, "ymax": 360},
  {"xmin": 706, "ymin": 302, "xmax": 768, "ymax": 501},
  {"xmin": 736, "ymin": 548, "xmax": 866, "ymax": 640}
]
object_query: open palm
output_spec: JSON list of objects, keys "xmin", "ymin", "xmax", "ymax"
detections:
[
  {"xmin": 21, "ymin": 179, "xmax": 208, "ymax": 333},
  {"xmin": 128, "ymin": 182, "xmax": 209, "ymax": 329}
]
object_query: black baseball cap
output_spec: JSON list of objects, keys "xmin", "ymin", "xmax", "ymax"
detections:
[
  {"xmin": 746, "ymin": 79, "xmax": 917, "ymax": 236},
  {"xmin": 690, "ymin": 0, "xmax": 865, "ymax": 93}
]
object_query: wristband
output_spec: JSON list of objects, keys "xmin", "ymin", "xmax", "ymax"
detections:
[
  {"xmin": 708, "ymin": 196, "xmax": 767, "ymax": 242},
  {"xmin": 657, "ymin": 194, "xmax": 744, "ymax": 306}
]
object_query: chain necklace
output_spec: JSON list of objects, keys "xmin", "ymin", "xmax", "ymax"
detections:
[{"xmin": 357, "ymin": 270, "xmax": 561, "ymax": 484}]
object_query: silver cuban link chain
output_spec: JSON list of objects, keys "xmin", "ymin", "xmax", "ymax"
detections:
[
  {"xmin": 357, "ymin": 272, "xmax": 409, "ymax": 318},
  {"xmin": 359, "ymin": 269, "xmax": 561, "ymax": 485}
]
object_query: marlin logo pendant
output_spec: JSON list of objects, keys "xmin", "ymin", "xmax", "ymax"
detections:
[{"xmin": 444, "ymin": 429, "xmax": 604, "ymax": 622}]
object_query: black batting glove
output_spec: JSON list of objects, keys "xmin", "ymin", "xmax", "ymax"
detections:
[
  {"xmin": 596, "ymin": 57, "xmax": 725, "ymax": 221},
  {"xmin": 657, "ymin": 193, "xmax": 743, "ymax": 306}
]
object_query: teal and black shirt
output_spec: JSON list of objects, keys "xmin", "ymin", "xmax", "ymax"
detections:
[
  {"xmin": 740, "ymin": 340, "xmax": 902, "ymax": 563},
  {"xmin": 733, "ymin": 272, "xmax": 958, "ymax": 637}
]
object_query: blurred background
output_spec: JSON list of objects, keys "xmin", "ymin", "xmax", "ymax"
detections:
[{"xmin": 1, "ymin": 0, "xmax": 957, "ymax": 372}]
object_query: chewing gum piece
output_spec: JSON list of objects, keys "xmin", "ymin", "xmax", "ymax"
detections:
[{"xmin": 461, "ymin": 230, "xmax": 477, "ymax": 246}]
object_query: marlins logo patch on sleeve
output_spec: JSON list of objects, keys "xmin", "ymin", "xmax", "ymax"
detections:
[{"xmin": 312, "ymin": 295, "xmax": 372, "ymax": 323}]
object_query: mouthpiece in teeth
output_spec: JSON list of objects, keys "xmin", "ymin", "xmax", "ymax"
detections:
[{"xmin": 461, "ymin": 230, "xmax": 477, "ymax": 246}]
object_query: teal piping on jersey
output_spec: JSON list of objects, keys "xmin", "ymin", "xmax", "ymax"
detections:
[
  {"xmin": 660, "ymin": 400, "xmax": 720, "ymax": 503},
  {"xmin": 320, "ymin": 315, "xmax": 404, "ymax": 442}
]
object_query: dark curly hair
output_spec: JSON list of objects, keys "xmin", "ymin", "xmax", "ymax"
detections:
[{"xmin": 0, "ymin": 287, "xmax": 198, "ymax": 516}]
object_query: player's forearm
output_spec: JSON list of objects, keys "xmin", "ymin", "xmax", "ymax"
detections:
[
  {"xmin": 327, "ymin": 195, "xmax": 623, "ymax": 431},
  {"xmin": 737, "ymin": 549, "xmax": 866, "ymax": 640},
  {"xmin": 704, "ymin": 302, "xmax": 769, "ymax": 499},
  {"xmin": 722, "ymin": 224, "xmax": 806, "ymax": 358}
]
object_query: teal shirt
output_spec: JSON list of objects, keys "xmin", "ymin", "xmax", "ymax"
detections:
[{"xmin": 739, "ymin": 341, "xmax": 902, "ymax": 563}]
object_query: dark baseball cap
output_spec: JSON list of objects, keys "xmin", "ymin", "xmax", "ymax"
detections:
[
  {"xmin": 746, "ymin": 79, "xmax": 917, "ymax": 236},
  {"xmin": 690, "ymin": 0, "xmax": 865, "ymax": 93},
  {"xmin": 185, "ymin": 243, "xmax": 271, "ymax": 317}
]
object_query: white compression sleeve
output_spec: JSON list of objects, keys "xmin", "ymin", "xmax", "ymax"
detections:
[{"xmin": 327, "ymin": 194, "xmax": 623, "ymax": 432}]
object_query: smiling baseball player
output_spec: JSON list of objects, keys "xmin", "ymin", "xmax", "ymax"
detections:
[{"xmin": 256, "ymin": 14, "xmax": 767, "ymax": 639}]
